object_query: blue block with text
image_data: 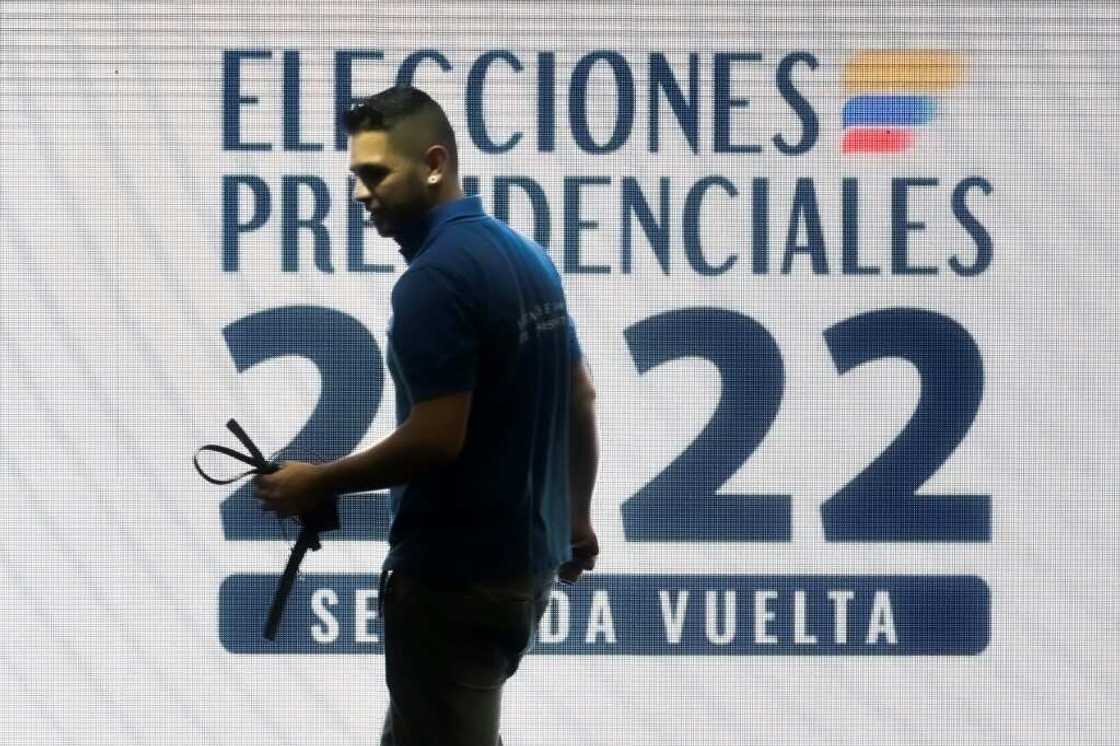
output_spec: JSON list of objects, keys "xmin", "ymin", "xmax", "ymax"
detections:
[{"xmin": 220, "ymin": 573, "xmax": 989, "ymax": 655}]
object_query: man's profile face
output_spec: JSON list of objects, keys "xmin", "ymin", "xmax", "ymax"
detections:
[{"xmin": 349, "ymin": 129, "xmax": 429, "ymax": 237}]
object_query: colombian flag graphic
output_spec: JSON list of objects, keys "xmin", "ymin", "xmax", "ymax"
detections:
[{"xmin": 842, "ymin": 51, "xmax": 965, "ymax": 153}]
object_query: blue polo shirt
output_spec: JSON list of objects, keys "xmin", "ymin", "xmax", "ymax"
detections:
[{"xmin": 382, "ymin": 195, "xmax": 581, "ymax": 586}]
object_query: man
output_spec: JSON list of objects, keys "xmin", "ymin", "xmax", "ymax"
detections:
[{"xmin": 253, "ymin": 86, "xmax": 600, "ymax": 745}]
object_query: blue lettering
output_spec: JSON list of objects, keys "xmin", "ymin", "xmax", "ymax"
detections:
[
  {"xmin": 842, "ymin": 178, "xmax": 878, "ymax": 274},
  {"xmin": 683, "ymin": 177, "xmax": 738, "ymax": 275},
  {"xmin": 649, "ymin": 53, "xmax": 699, "ymax": 154},
  {"xmin": 891, "ymin": 178, "xmax": 938, "ymax": 275},
  {"xmin": 222, "ymin": 175, "xmax": 271, "ymax": 271},
  {"xmin": 283, "ymin": 50, "xmax": 322, "ymax": 152},
  {"xmin": 281, "ymin": 176, "xmax": 332, "ymax": 273},
  {"xmin": 782, "ymin": 178, "xmax": 827, "ymax": 274},
  {"xmin": 752, "ymin": 178, "xmax": 769, "ymax": 273},
  {"xmin": 222, "ymin": 50, "xmax": 272, "ymax": 151},
  {"xmin": 563, "ymin": 177, "xmax": 612, "ymax": 274},
  {"xmin": 466, "ymin": 51, "xmax": 524, "ymax": 153},
  {"xmin": 621, "ymin": 177, "xmax": 671, "ymax": 274},
  {"xmin": 949, "ymin": 177, "xmax": 993, "ymax": 276},
  {"xmin": 773, "ymin": 52, "xmax": 819, "ymax": 155},
  {"xmin": 713, "ymin": 52, "xmax": 763, "ymax": 154},
  {"xmin": 537, "ymin": 52, "xmax": 556, "ymax": 152},
  {"xmin": 569, "ymin": 51, "xmax": 635, "ymax": 154}
]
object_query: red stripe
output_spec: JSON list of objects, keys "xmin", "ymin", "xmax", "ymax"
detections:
[{"xmin": 843, "ymin": 128, "xmax": 915, "ymax": 153}]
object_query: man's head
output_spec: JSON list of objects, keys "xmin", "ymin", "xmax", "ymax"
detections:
[{"xmin": 344, "ymin": 86, "xmax": 461, "ymax": 237}]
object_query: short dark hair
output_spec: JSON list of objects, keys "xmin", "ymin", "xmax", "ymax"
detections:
[{"xmin": 343, "ymin": 86, "xmax": 457, "ymax": 169}]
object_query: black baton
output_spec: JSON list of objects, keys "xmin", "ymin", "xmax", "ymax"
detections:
[{"xmin": 193, "ymin": 418, "xmax": 339, "ymax": 641}]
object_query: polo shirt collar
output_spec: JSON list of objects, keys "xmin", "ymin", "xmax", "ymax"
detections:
[{"xmin": 394, "ymin": 195, "xmax": 485, "ymax": 264}]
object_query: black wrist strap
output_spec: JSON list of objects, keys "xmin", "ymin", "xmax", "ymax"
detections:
[{"xmin": 192, "ymin": 418, "xmax": 278, "ymax": 484}]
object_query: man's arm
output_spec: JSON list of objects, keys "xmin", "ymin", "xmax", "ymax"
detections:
[
  {"xmin": 561, "ymin": 359, "xmax": 600, "ymax": 582},
  {"xmin": 569, "ymin": 359, "xmax": 598, "ymax": 526},
  {"xmin": 316, "ymin": 391, "xmax": 472, "ymax": 496}
]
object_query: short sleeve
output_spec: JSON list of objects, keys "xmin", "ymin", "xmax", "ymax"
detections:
[
  {"xmin": 567, "ymin": 313, "xmax": 583, "ymax": 363},
  {"xmin": 389, "ymin": 267, "xmax": 478, "ymax": 403}
]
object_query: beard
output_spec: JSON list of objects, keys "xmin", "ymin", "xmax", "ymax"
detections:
[
  {"xmin": 364, "ymin": 187, "xmax": 430, "ymax": 237},
  {"xmin": 364, "ymin": 209, "xmax": 394, "ymax": 236}
]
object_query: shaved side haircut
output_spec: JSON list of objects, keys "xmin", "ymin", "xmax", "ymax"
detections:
[{"xmin": 344, "ymin": 86, "xmax": 459, "ymax": 172}]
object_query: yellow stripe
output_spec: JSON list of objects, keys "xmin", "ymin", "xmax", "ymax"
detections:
[{"xmin": 844, "ymin": 50, "xmax": 964, "ymax": 92}]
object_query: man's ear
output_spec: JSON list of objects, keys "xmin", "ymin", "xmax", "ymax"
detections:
[{"xmin": 423, "ymin": 144, "xmax": 452, "ymax": 185}]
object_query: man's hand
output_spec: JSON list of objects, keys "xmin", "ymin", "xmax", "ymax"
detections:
[
  {"xmin": 558, "ymin": 523, "xmax": 599, "ymax": 584},
  {"xmin": 253, "ymin": 461, "xmax": 328, "ymax": 519}
]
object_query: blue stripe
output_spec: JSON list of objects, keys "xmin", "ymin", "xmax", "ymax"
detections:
[{"xmin": 842, "ymin": 95, "xmax": 936, "ymax": 128}]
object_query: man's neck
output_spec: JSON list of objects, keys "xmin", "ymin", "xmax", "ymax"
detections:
[
  {"xmin": 393, "ymin": 183, "xmax": 468, "ymax": 260},
  {"xmin": 433, "ymin": 181, "xmax": 465, "ymax": 205}
]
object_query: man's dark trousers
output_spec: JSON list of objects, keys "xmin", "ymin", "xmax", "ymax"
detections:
[{"xmin": 379, "ymin": 567, "xmax": 557, "ymax": 745}]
